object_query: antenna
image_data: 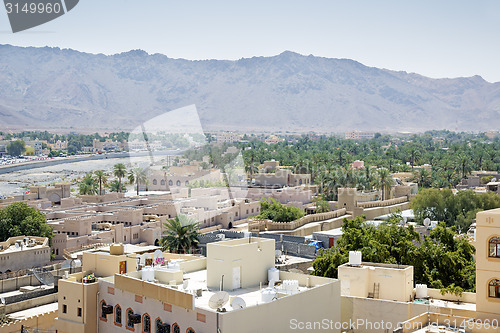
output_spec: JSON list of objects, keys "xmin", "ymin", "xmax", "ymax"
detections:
[
  {"xmin": 208, "ymin": 291, "xmax": 229, "ymax": 311},
  {"xmin": 231, "ymin": 297, "xmax": 247, "ymax": 309}
]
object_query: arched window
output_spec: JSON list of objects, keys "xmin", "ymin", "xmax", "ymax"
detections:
[
  {"xmin": 172, "ymin": 323, "xmax": 180, "ymax": 333},
  {"xmin": 489, "ymin": 237, "xmax": 500, "ymax": 258},
  {"xmin": 186, "ymin": 328, "xmax": 195, "ymax": 333},
  {"xmin": 169, "ymin": 180, "xmax": 173, "ymax": 186},
  {"xmin": 489, "ymin": 279, "xmax": 500, "ymax": 298},
  {"xmin": 176, "ymin": 180, "xmax": 181, "ymax": 186},
  {"xmin": 155, "ymin": 318, "xmax": 162, "ymax": 333},
  {"xmin": 153, "ymin": 179, "xmax": 157, "ymax": 185},
  {"xmin": 115, "ymin": 305, "xmax": 122, "ymax": 326},
  {"xmin": 143, "ymin": 314, "xmax": 151, "ymax": 333},
  {"xmin": 127, "ymin": 308, "xmax": 134, "ymax": 328},
  {"xmin": 100, "ymin": 300, "xmax": 107, "ymax": 319},
  {"xmin": 161, "ymin": 179, "xmax": 165, "ymax": 186},
  {"xmin": 185, "ymin": 181, "xmax": 189, "ymax": 186}
]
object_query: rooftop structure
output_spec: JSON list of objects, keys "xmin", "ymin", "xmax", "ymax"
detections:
[
  {"xmin": 0, "ymin": 236, "xmax": 50, "ymax": 273},
  {"xmin": 55, "ymin": 237, "xmax": 341, "ymax": 333}
]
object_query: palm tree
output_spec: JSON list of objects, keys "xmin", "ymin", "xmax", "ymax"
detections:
[
  {"xmin": 108, "ymin": 180, "xmax": 126, "ymax": 193},
  {"xmin": 94, "ymin": 170, "xmax": 108, "ymax": 195},
  {"xmin": 79, "ymin": 173, "xmax": 98, "ymax": 195},
  {"xmin": 454, "ymin": 153, "xmax": 471, "ymax": 180},
  {"xmin": 128, "ymin": 167, "xmax": 148, "ymax": 195},
  {"xmin": 161, "ymin": 215, "xmax": 199, "ymax": 253},
  {"xmin": 374, "ymin": 168, "xmax": 394, "ymax": 200},
  {"xmin": 113, "ymin": 163, "xmax": 127, "ymax": 193}
]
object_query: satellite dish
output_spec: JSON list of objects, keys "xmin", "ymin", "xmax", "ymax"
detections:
[
  {"xmin": 153, "ymin": 249, "xmax": 163, "ymax": 261},
  {"xmin": 15, "ymin": 243, "xmax": 19, "ymax": 249},
  {"xmin": 208, "ymin": 291, "xmax": 229, "ymax": 310},
  {"xmin": 183, "ymin": 279, "xmax": 189, "ymax": 290},
  {"xmin": 0, "ymin": 298, "xmax": 4, "ymax": 305},
  {"xmin": 492, "ymin": 178, "xmax": 497, "ymax": 182},
  {"xmin": 231, "ymin": 297, "xmax": 247, "ymax": 309},
  {"xmin": 32, "ymin": 267, "xmax": 54, "ymax": 286},
  {"xmin": 403, "ymin": 216, "xmax": 407, "ymax": 223},
  {"xmin": 61, "ymin": 259, "xmax": 72, "ymax": 270},
  {"xmin": 424, "ymin": 218, "xmax": 431, "ymax": 227},
  {"xmin": 275, "ymin": 250, "xmax": 282, "ymax": 258}
]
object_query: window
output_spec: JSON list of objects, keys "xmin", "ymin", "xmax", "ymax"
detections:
[
  {"xmin": 62, "ymin": 304, "xmax": 67, "ymax": 314},
  {"xmin": 185, "ymin": 181, "xmax": 189, "ymax": 186},
  {"xmin": 169, "ymin": 180, "xmax": 173, "ymax": 186},
  {"xmin": 77, "ymin": 307, "xmax": 82, "ymax": 317},
  {"xmin": 186, "ymin": 328, "xmax": 195, "ymax": 333},
  {"xmin": 143, "ymin": 314, "xmax": 151, "ymax": 333},
  {"xmin": 115, "ymin": 305, "xmax": 122, "ymax": 326},
  {"xmin": 155, "ymin": 319, "xmax": 163, "ymax": 333},
  {"xmin": 489, "ymin": 279, "xmax": 500, "ymax": 298},
  {"xmin": 127, "ymin": 309, "xmax": 134, "ymax": 328},
  {"xmin": 172, "ymin": 324, "xmax": 180, "ymax": 333},
  {"xmin": 176, "ymin": 180, "xmax": 181, "ymax": 186},
  {"xmin": 489, "ymin": 237, "xmax": 500, "ymax": 258},
  {"xmin": 161, "ymin": 179, "xmax": 165, "ymax": 186},
  {"xmin": 153, "ymin": 179, "xmax": 157, "ymax": 185},
  {"xmin": 100, "ymin": 301, "xmax": 107, "ymax": 319}
]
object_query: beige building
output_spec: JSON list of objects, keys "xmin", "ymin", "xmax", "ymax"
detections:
[
  {"xmin": 253, "ymin": 160, "xmax": 311, "ymax": 188},
  {"xmin": 338, "ymin": 253, "xmax": 414, "ymax": 302},
  {"xmin": 215, "ymin": 132, "xmax": 241, "ymax": 144},
  {"xmin": 345, "ymin": 131, "xmax": 375, "ymax": 140},
  {"xmin": 55, "ymin": 238, "xmax": 341, "ymax": 333},
  {"xmin": 0, "ymin": 236, "xmax": 51, "ymax": 273},
  {"xmin": 475, "ymin": 208, "xmax": 500, "ymax": 326}
]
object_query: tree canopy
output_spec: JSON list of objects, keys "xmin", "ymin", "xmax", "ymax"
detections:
[
  {"xmin": 312, "ymin": 215, "xmax": 476, "ymax": 292},
  {"xmin": 0, "ymin": 202, "xmax": 53, "ymax": 242},
  {"xmin": 256, "ymin": 198, "xmax": 305, "ymax": 222},
  {"xmin": 6, "ymin": 140, "xmax": 25, "ymax": 157},
  {"xmin": 410, "ymin": 188, "xmax": 500, "ymax": 230},
  {"xmin": 161, "ymin": 215, "xmax": 199, "ymax": 253}
]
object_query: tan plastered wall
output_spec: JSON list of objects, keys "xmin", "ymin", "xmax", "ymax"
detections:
[
  {"xmin": 206, "ymin": 238, "xmax": 275, "ymax": 291},
  {"xmin": 476, "ymin": 209, "xmax": 500, "ymax": 324},
  {"xmin": 219, "ymin": 281, "xmax": 341, "ymax": 333},
  {"xmin": 338, "ymin": 263, "xmax": 413, "ymax": 302}
]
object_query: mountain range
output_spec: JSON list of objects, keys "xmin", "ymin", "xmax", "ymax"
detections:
[{"xmin": 0, "ymin": 44, "xmax": 499, "ymax": 133}]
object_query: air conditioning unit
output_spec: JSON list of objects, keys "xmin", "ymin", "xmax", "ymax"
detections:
[
  {"xmin": 128, "ymin": 313, "xmax": 141, "ymax": 324},
  {"xmin": 158, "ymin": 323, "xmax": 171, "ymax": 333},
  {"xmin": 102, "ymin": 305, "xmax": 113, "ymax": 315}
]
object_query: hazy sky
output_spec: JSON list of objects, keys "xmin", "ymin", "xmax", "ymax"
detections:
[{"xmin": 1, "ymin": 0, "xmax": 500, "ymax": 82}]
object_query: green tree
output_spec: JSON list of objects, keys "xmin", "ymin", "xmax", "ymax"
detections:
[
  {"xmin": 0, "ymin": 202, "xmax": 53, "ymax": 242},
  {"xmin": 160, "ymin": 215, "xmax": 199, "ymax": 253},
  {"xmin": 256, "ymin": 198, "xmax": 305, "ymax": 222},
  {"xmin": 113, "ymin": 163, "xmax": 127, "ymax": 193},
  {"xmin": 6, "ymin": 140, "xmax": 25, "ymax": 157},
  {"xmin": 108, "ymin": 180, "xmax": 126, "ymax": 193},
  {"xmin": 374, "ymin": 168, "xmax": 394, "ymax": 200},
  {"xmin": 313, "ymin": 196, "xmax": 330, "ymax": 213},
  {"xmin": 94, "ymin": 170, "xmax": 108, "ymax": 195},
  {"xmin": 79, "ymin": 173, "xmax": 98, "ymax": 195},
  {"xmin": 128, "ymin": 167, "xmax": 148, "ymax": 195}
]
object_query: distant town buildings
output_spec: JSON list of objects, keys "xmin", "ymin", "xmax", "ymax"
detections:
[
  {"xmin": 264, "ymin": 134, "xmax": 284, "ymax": 144},
  {"xmin": 345, "ymin": 130, "xmax": 375, "ymax": 140},
  {"xmin": 252, "ymin": 160, "xmax": 311, "ymax": 188},
  {"xmin": 215, "ymin": 132, "xmax": 241, "ymax": 144}
]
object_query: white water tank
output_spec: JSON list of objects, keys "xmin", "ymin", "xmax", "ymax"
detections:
[
  {"xmin": 167, "ymin": 261, "xmax": 180, "ymax": 271},
  {"xmin": 349, "ymin": 251, "xmax": 362, "ymax": 266},
  {"xmin": 142, "ymin": 266, "xmax": 155, "ymax": 282},
  {"xmin": 416, "ymin": 284, "xmax": 428, "ymax": 299},
  {"xmin": 268, "ymin": 268, "xmax": 279, "ymax": 283},
  {"xmin": 261, "ymin": 288, "xmax": 277, "ymax": 303}
]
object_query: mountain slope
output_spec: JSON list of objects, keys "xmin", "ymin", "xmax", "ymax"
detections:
[{"xmin": 0, "ymin": 45, "xmax": 499, "ymax": 132}]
